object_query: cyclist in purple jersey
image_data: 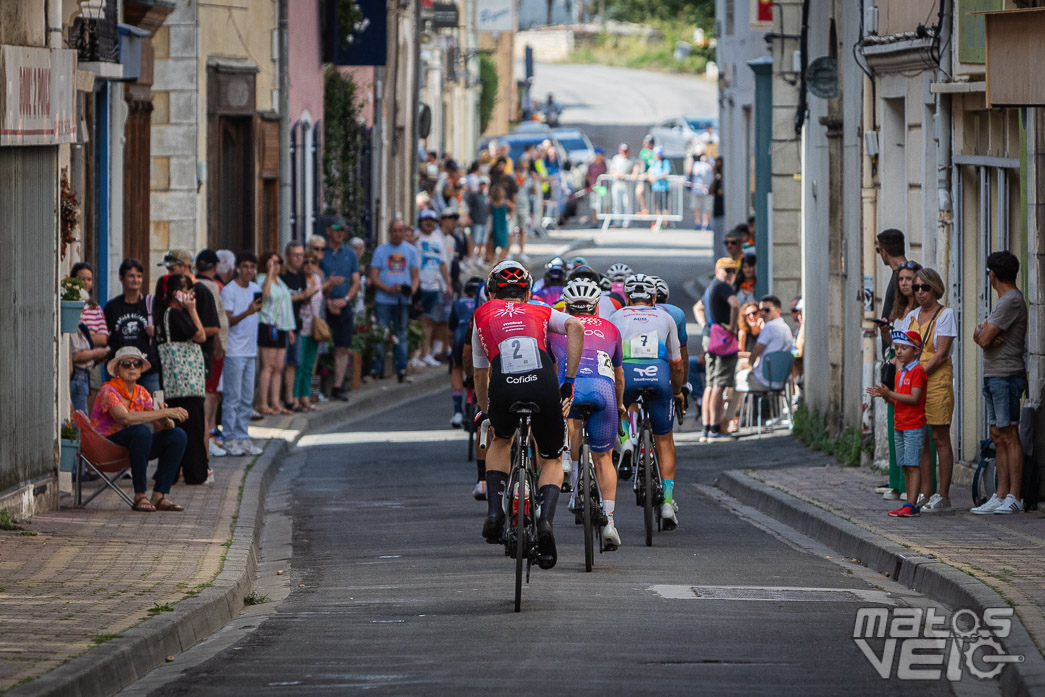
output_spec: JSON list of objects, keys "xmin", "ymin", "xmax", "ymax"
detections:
[{"xmin": 549, "ymin": 278, "xmax": 626, "ymax": 548}]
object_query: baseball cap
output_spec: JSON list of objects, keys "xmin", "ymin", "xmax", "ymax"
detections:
[
  {"xmin": 715, "ymin": 257, "xmax": 738, "ymax": 271},
  {"xmin": 653, "ymin": 146, "xmax": 665, "ymax": 157},
  {"xmin": 159, "ymin": 249, "xmax": 192, "ymax": 268},
  {"xmin": 418, "ymin": 208, "xmax": 438, "ymax": 222},
  {"xmin": 593, "ymin": 146, "xmax": 605, "ymax": 155},
  {"xmin": 891, "ymin": 330, "xmax": 923, "ymax": 350},
  {"xmin": 327, "ymin": 216, "xmax": 347, "ymax": 231},
  {"xmin": 440, "ymin": 206, "xmax": 460, "ymax": 218},
  {"xmin": 195, "ymin": 249, "xmax": 219, "ymax": 270},
  {"xmin": 619, "ymin": 142, "xmax": 630, "ymax": 151}
]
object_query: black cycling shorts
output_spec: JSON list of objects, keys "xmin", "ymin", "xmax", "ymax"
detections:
[{"xmin": 488, "ymin": 355, "xmax": 565, "ymax": 460}]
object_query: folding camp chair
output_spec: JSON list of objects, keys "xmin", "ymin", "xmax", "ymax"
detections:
[
  {"xmin": 738, "ymin": 351, "xmax": 795, "ymax": 438},
  {"xmin": 72, "ymin": 411, "xmax": 133, "ymax": 507}
]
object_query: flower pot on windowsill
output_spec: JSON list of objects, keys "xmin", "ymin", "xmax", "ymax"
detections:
[
  {"xmin": 60, "ymin": 439, "xmax": 79, "ymax": 473},
  {"xmin": 60, "ymin": 300, "xmax": 85, "ymax": 333}
]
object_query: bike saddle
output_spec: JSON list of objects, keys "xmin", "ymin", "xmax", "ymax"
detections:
[{"xmin": 509, "ymin": 401, "xmax": 541, "ymax": 415}]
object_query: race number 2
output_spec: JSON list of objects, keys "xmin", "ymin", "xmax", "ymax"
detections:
[
  {"xmin": 629, "ymin": 332, "xmax": 658, "ymax": 359},
  {"xmin": 499, "ymin": 336, "xmax": 542, "ymax": 374}
]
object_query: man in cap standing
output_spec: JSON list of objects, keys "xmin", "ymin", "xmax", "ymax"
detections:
[
  {"xmin": 320, "ymin": 217, "xmax": 362, "ymax": 401},
  {"xmin": 194, "ymin": 249, "xmax": 229, "ymax": 458}
]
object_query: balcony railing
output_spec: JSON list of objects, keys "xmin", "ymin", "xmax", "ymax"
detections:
[{"xmin": 69, "ymin": 0, "xmax": 119, "ymax": 64}]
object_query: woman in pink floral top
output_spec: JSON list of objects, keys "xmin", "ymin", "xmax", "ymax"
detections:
[{"xmin": 91, "ymin": 347, "xmax": 190, "ymax": 512}]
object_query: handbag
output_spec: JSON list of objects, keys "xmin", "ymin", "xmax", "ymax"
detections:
[
  {"xmin": 311, "ymin": 315, "xmax": 332, "ymax": 343},
  {"xmin": 157, "ymin": 308, "xmax": 206, "ymax": 399},
  {"xmin": 707, "ymin": 323, "xmax": 739, "ymax": 356}
]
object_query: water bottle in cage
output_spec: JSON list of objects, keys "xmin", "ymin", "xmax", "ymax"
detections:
[{"xmin": 512, "ymin": 479, "xmax": 531, "ymax": 518}]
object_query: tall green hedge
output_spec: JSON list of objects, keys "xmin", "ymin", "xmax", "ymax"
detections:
[
  {"xmin": 323, "ymin": 67, "xmax": 367, "ymax": 227},
  {"xmin": 479, "ymin": 54, "xmax": 498, "ymax": 134}
]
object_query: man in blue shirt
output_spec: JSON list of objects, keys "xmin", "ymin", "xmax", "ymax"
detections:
[
  {"xmin": 368, "ymin": 219, "xmax": 420, "ymax": 383},
  {"xmin": 320, "ymin": 217, "xmax": 361, "ymax": 400}
]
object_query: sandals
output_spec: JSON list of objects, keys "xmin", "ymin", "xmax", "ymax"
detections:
[
  {"xmin": 152, "ymin": 497, "xmax": 185, "ymax": 512},
  {"xmin": 133, "ymin": 498, "xmax": 156, "ymax": 512}
]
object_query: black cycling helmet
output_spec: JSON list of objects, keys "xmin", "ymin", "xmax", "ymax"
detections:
[
  {"xmin": 487, "ymin": 260, "xmax": 532, "ymax": 299},
  {"xmin": 567, "ymin": 264, "xmax": 601, "ymax": 284},
  {"xmin": 463, "ymin": 275, "xmax": 483, "ymax": 296}
]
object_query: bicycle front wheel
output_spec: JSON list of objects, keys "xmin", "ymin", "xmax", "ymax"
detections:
[
  {"xmin": 580, "ymin": 439, "xmax": 594, "ymax": 572},
  {"xmin": 642, "ymin": 426, "xmax": 654, "ymax": 547}
]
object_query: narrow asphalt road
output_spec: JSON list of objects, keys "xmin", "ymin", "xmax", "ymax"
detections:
[{"xmin": 129, "ymin": 390, "xmax": 960, "ymax": 696}]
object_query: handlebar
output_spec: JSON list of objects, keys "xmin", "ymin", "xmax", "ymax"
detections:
[{"xmin": 675, "ymin": 397, "xmax": 685, "ymax": 426}]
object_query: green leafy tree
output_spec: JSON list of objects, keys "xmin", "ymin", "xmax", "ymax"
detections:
[
  {"xmin": 603, "ymin": 0, "xmax": 714, "ymax": 30},
  {"xmin": 323, "ymin": 67, "xmax": 367, "ymax": 227},
  {"xmin": 479, "ymin": 54, "xmax": 499, "ymax": 133}
]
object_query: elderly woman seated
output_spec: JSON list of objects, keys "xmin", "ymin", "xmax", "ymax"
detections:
[{"xmin": 91, "ymin": 347, "xmax": 189, "ymax": 512}]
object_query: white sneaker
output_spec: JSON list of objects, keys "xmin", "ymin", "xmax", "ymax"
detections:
[
  {"xmin": 450, "ymin": 412, "xmax": 464, "ymax": 428},
  {"xmin": 660, "ymin": 501, "xmax": 678, "ymax": 528},
  {"xmin": 993, "ymin": 495, "xmax": 1024, "ymax": 515},
  {"xmin": 223, "ymin": 439, "xmax": 246, "ymax": 457},
  {"xmin": 422, "ymin": 354, "xmax": 441, "ymax": 367},
  {"xmin": 921, "ymin": 493, "xmax": 951, "ymax": 513},
  {"xmin": 882, "ymin": 488, "xmax": 901, "ymax": 501},
  {"xmin": 209, "ymin": 440, "xmax": 227, "ymax": 458},
  {"xmin": 241, "ymin": 438, "xmax": 264, "ymax": 456},
  {"xmin": 971, "ymin": 494, "xmax": 1002, "ymax": 515},
  {"xmin": 408, "ymin": 357, "xmax": 426, "ymax": 369},
  {"xmin": 518, "ymin": 253, "xmax": 531, "ymax": 264},
  {"xmin": 472, "ymin": 480, "xmax": 487, "ymax": 500},
  {"xmin": 601, "ymin": 523, "xmax": 621, "ymax": 550},
  {"xmin": 206, "ymin": 468, "xmax": 215, "ymax": 485},
  {"xmin": 915, "ymin": 493, "xmax": 928, "ymax": 508}
]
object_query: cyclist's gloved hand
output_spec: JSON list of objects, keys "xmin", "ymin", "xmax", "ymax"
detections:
[
  {"xmin": 474, "ymin": 409, "xmax": 487, "ymax": 425},
  {"xmin": 560, "ymin": 376, "xmax": 575, "ymax": 403}
]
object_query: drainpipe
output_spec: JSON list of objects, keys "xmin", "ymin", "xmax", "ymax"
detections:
[
  {"xmin": 278, "ymin": 0, "xmax": 292, "ymax": 246},
  {"xmin": 47, "ymin": 0, "xmax": 62, "ymax": 49}
]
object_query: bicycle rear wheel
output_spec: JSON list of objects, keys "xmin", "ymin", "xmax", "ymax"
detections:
[
  {"xmin": 514, "ymin": 473, "xmax": 526, "ymax": 613},
  {"xmin": 642, "ymin": 425, "xmax": 654, "ymax": 547},
  {"xmin": 580, "ymin": 439, "xmax": 594, "ymax": 572}
]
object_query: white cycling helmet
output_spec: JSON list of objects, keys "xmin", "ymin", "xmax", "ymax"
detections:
[
  {"xmin": 623, "ymin": 273, "xmax": 655, "ymax": 301},
  {"xmin": 650, "ymin": 276, "xmax": 669, "ymax": 303},
  {"xmin": 606, "ymin": 263, "xmax": 633, "ymax": 282},
  {"xmin": 562, "ymin": 278, "xmax": 602, "ymax": 312},
  {"xmin": 487, "ymin": 260, "xmax": 532, "ymax": 297}
]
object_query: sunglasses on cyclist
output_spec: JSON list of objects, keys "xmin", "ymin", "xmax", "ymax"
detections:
[
  {"xmin": 119, "ymin": 359, "xmax": 143, "ymax": 369},
  {"xmin": 912, "ymin": 283, "xmax": 932, "ymax": 292}
]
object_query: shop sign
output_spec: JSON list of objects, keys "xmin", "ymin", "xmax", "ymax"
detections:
[{"xmin": 0, "ymin": 46, "xmax": 76, "ymax": 146}]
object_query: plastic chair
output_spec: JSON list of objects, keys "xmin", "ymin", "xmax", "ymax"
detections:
[
  {"xmin": 738, "ymin": 351, "xmax": 795, "ymax": 438},
  {"xmin": 71, "ymin": 411, "xmax": 134, "ymax": 508}
]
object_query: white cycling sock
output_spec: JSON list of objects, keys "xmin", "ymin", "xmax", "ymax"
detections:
[
  {"xmin": 570, "ymin": 463, "xmax": 579, "ymax": 492},
  {"xmin": 603, "ymin": 499, "xmax": 615, "ymax": 517}
]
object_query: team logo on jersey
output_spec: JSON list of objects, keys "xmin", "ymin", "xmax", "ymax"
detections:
[
  {"xmin": 634, "ymin": 364, "xmax": 660, "ymax": 378},
  {"xmin": 496, "ymin": 303, "xmax": 526, "ymax": 318},
  {"xmin": 387, "ymin": 253, "xmax": 406, "ymax": 272},
  {"xmin": 584, "ymin": 328, "xmax": 606, "ymax": 339}
]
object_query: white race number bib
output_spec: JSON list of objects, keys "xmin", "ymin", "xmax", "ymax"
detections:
[
  {"xmin": 499, "ymin": 336, "xmax": 542, "ymax": 374},
  {"xmin": 596, "ymin": 349, "xmax": 614, "ymax": 378},
  {"xmin": 629, "ymin": 332, "xmax": 658, "ymax": 359}
]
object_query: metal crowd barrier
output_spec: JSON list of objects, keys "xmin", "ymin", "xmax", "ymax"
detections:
[{"xmin": 590, "ymin": 173, "xmax": 686, "ymax": 231}]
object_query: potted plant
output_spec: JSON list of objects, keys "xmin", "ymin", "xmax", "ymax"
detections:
[
  {"xmin": 59, "ymin": 419, "xmax": 80, "ymax": 473},
  {"xmin": 60, "ymin": 276, "xmax": 88, "ymax": 334}
]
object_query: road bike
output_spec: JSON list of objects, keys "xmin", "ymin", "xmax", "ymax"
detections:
[
  {"xmin": 464, "ymin": 386, "xmax": 477, "ymax": 462},
  {"xmin": 572, "ymin": 404, "xmax": 610, "ymax": 571},
  {"xmin": 631, "ymin": 388, "xmax": 665, "ymax": 547},
  {"xmin": 503, "ymin": 401, "xmax": 541, "ymax": 612}
]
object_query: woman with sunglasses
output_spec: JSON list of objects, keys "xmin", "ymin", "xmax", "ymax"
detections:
[
  {"xmin": 256, "ymin": 251, "xmax": 297, "ymax": 415},
  {"xmin": 898, "ymin": 267, "xmax": 955, "ymax": 512},
  {"xmin": 91, "ymin": 347, "xmax": 189, "ymax": 512},
  {"xmin": 737, "ymin": 302, "xmax": 763, "ymax": 357},
  {"xmin": 734, "ymin": 253, "xmax": 757, "ymax": 306}
]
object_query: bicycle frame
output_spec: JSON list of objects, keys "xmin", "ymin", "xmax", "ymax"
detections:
[
  {"xmin": 631, "ymin": 392, "xmax": 664, "ymax": 546},
  {"xmin": 504, "ymin": 406, "xmax": 540, "ymax": 612}
]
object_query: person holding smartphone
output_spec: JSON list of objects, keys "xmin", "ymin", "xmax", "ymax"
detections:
[{"xmin": 220, "ymin": 251, "xmax": 265, "ymax": 457}]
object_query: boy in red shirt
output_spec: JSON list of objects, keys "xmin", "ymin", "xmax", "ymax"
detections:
[{"xmin": 867, "ymin": 330, "xmax": 927, "ymax": 517}]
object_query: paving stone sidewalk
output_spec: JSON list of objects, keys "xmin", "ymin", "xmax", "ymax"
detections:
[
  {"xmin": 739, "ymin": 455, "xmax": 1045, "ymax": 655},
  {"xmin": 0, "ymin": 368, "xmax": 443, "ymax": 694}
]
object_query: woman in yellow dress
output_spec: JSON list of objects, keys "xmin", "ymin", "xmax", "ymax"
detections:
[{"xmin": 899, "ymin": 267, "xmax": 956, "ymax": 511}]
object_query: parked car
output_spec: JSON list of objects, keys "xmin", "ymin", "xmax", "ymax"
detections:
[
  {"xmin": 551, "ymin": 127, "xmax": 594, "ymax": 194},
  {"xmin": 648, "ymin": 116, "xmax": 720, "ymax": 158}
]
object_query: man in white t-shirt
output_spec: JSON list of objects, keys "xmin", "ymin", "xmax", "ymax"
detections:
[
  {"xmin": 737, "ymin": 295, "xmax": 794, "ymax": 392},
  {"xmin": 609, "ymin": 143, "xmax": 635, "ymax": 226},
  {"xmin": 413, "ymin": 208, "xmax": 452, "ymax": 367},
  {"xmin": 219, "ymin": 251, "xmax": 264, "ymax": 456}
]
